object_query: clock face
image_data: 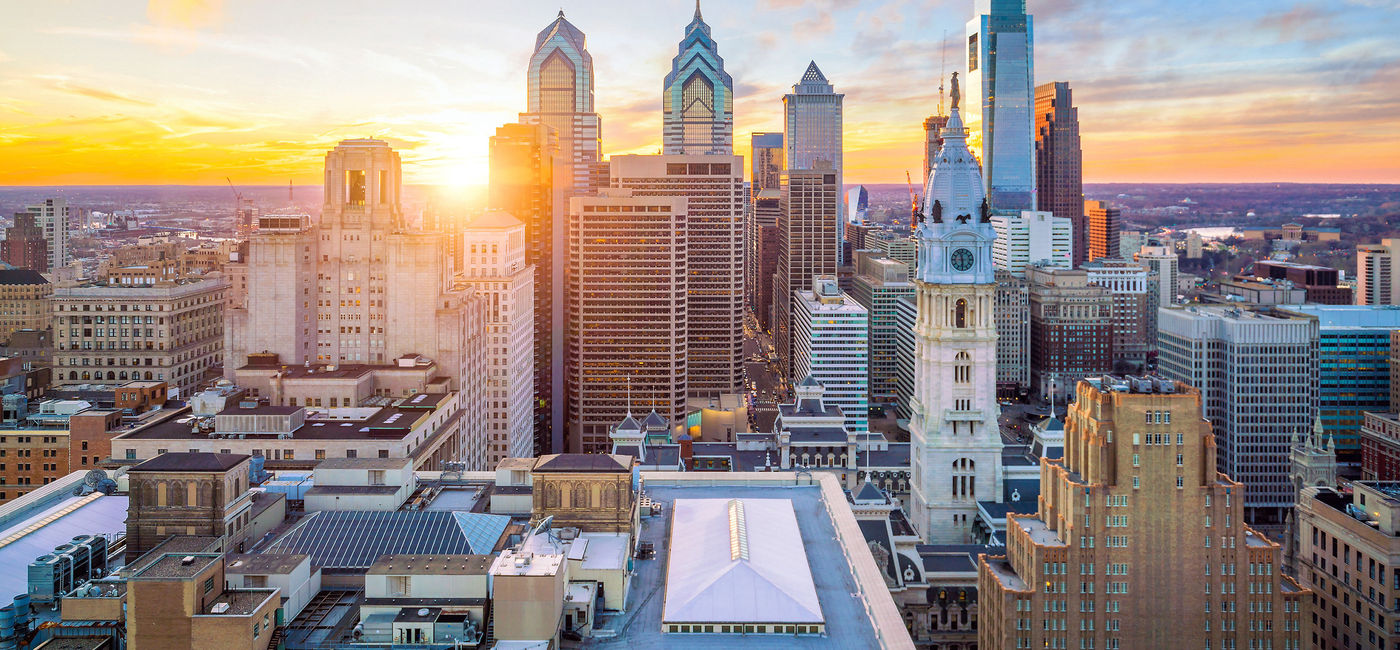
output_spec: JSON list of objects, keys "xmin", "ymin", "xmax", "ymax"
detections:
[{"xmin": 951, "ymin": 248, "xmax": 974, "ymax": 272}]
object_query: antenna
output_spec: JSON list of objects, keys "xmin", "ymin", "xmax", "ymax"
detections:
[{"xmin": 938, "ymin": 29, "xmax": 948, "ymax": 115}]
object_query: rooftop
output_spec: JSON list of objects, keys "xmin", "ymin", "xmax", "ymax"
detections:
[
  {"xmin": 201, "ymin": 588, "xmax": 277, "ymax": 616},
  {"xmin": 583, "ymin": 480, "xmax": 904, "ymax": 648},
  {"xmin": 225, "ymin": 553, "xmax": 308, "ymax": 575},
  {"xmin": 0, "ymin": 488, "xmax": 128, "ymax": 601},
  {"xmin": 534, "ymin": 454, "xmax": 631, "ymax": 473},
  {"xmin": 313, "ymin": 457, "xmax": 410, "ymax": 471},
  {"xmin": 131, "ymin": 452, "xmax": 249, "ymax": 473},
  {"xmin": 133, "ymin": 553, "xmax": 221, "ymax": 579},
  {"xmin": 367, "ymin": 554, "xmax": 493, "ymax": 576},
  {"xmin": 262, "ymin": 510, "xmax": 510, "ymax": 570}
]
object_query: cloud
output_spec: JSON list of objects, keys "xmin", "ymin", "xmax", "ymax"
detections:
[
  {"xmin": 146, "ymin": 0, "xmax": 224, "ymax": 30},
  {"xmin": 1257, "ymin": 4, "xmax": 1338, "ymax": 43},
  {"xmin": 36, "ymin": 75, "xmax": 156, "ymax": 107},
  {"xmin": 44, "ymin": 25, "xmax": 334, "ymax": 70}
]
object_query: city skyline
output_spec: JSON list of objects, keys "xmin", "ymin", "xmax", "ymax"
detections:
[{"xmin": 0, "ymin": 0, "xmax": 1396, "ymax": 188}]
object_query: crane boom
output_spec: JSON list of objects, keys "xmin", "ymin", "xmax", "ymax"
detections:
[{"xmin": 905, "ymin": 170, "xmax": 920, "ymax": 231}]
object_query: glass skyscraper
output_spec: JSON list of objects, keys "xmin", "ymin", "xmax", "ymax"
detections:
[
  {"xmin": 783, "ymin": 62, "xmax": 843, "ymax": 216},
  {"xmin": 521, "ymin": 11, "xmax": 602, "ymax": 195},
  {"xmin": 965, "ymin": 0, "xmax": 1036, "ymax": 212},
  {"xmin": 662, "ymin": 2, "xmax": 733, "ymax": 155}
]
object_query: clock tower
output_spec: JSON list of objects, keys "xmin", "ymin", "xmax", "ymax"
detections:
[{"xmin": 909, "ymin": 73, "xmax": 1005, "ymax": 544}]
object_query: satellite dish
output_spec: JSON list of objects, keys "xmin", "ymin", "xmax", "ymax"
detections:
[{"xmin": 83, "ymin": 469, "xmax": 108, "ymax": 488}]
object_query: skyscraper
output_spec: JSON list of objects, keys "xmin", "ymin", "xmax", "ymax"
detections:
[
  {"xmin": 1084, "ymin": 199, "xmax": 1121, "ymax": 263},
  {"xmin": 794, "ymin": 276, "xmax": 869, "ymax": 434},
  {"xmin": 490, "ymin": 123, "xmax": 561, "ymax": 454},
  {"xmin": 750, "ymin": 189, "xmax": 781, "ymax": 331},
  {"xmin": 749, "ymin": 132, "xmax": 784, "ymax": 193},
  {"xmin": 610, "ymin": 155, "xmax": 745, "ymax": 400},
  {"xmin": 1027, "ymin": 265, "xmax": 1114, "ymax": 401},
  {"xmin": 774, "ymin": 165, "xmax": 840, "ymax": 379},
  {"xmin": 783, "ymin": 62, "xmax": 843, "ymax": 216},
  {"xmin": 566, "ymin": 189, "xmax": 688, "ymax": 454},
  {"xmin": 979, "ymin": 377, "xmax": 1308, "ymax": 650},
  {"xmin": 1082, "ymin": 258, "xmax": 1150, "ymax": 372},
  {"xmin": 662, "ymin": 1, "xmax": 733, "ymax": 155},
  {"xmin": 521, "ymin": 11, "xmax": 601, "ymax": 196},
  {"xmin": 26, "ymin": 198, "xmax": 69, "ymax": 271},
  {"xmin": 1034, "ymin": 82, "xmax": 1083, "ymax": 264},
  {"xmin": 1134, "ymin": 243, "xmax": 1178, "ymax": 309},
  {"xmin": 909, "ymin": 77, "xmax": 1005, "ymax": 543},
  {"xmin": 1158, "ymin": 305, "xmax": 1319, "ymax": 525},
  {"xmin": 2, "ymin": 211, "xmax": 48, "ymax": 273},
  {"xmin": 849, "ymin": 253, "xmax": 914, "ymax": 412},
  {"xmin": 1357, "ymin": 239, "xmax": 1400, "ymax": 305},
  {"xmin": 966, "ymin": 0, "xmax": 1036, "ymax": 212},
  {"xmin": 994, "ymin": 270, "xmax": 1030, "ymax": 396},
  {"xmin": 227, "ymin": 139, "xmax": 483, "ymax": 392},
  {"xmin": 460, "ymin": 210, "xmax": 536, "ymax": 466}
]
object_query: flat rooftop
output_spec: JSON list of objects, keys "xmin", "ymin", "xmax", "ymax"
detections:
[
  {"xmin": 202, "ymin": 588, "xmax": 277, "ymax": 616},
  {"xmin": 583, "ymin": 484, "xmax": 891, "ymax": 648},
  {"xmin": 134, "ymin": 553, "xmax": 221, "ymax": 579},
  {"xmin": 226, "ymin": 553, "xmax": 308, "ymax": 575},
  {"xmin": 0, "ymin": 490, "xmax": 128, "ymax": 602},
  {"xmin": 368, "ymin": 554, "xmax": 493, "ymax": 576}
]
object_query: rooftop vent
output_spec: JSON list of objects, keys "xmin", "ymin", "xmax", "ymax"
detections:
[
  {"xmin": 180, "ymin": 555, "xmax": 196, "ymax": 566},
  {"xmin": 210, "ymin": 602, "xmax": 229, "ymax": 614}
]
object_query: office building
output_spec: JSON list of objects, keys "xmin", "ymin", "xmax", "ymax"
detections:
[
  {"xmin": 784, "ymin": 62, "xmax": 844, "ymax": 216},
  {"xmin": 1357, "ymin": 239, "xmax": 1399, "ymax": 305},
  {"xmin": 979, "ymin": 377, "xmax": 1308, "ymax": 650},
  {"xmin": 750, "ymin": 132, "xmax": 784, "ymax": 193},
  {"xmin": 1294, "ymin": 480, "xmax": 1400, "ymax": 650},
  {"xmin": 125, "ymin": 551, "xmax": 281, "ymax": 648},
  {"xmin": 1251, "ymin": 260, "xmax": 1352, "ymax": 304},
  {"xmin": 0, "ymin": 405, "xmax": 123, "ymax": 503},
  {"xmin": 661, "ymin": 2, "xmax": 733, "ymax": 155},
  {"xmin": 566, "ymin": 189, "xmax": 688, "ymax": 454},
  {"xmin": 489, "ymin": 123, "xmax": 560, "ymax": 454},
  {"xmin": 750, "ymin": 189, "xmax": 781, "ymax": 331},
  {"xmin": 1362, "ymin": 412, "xmax": 1400, "ymax": 481},
  {"xmin": 990, "ymin": 211, "xmax": 1073, "ymax": 276},
  {"xmin": 793, "ymin": 277, "xmax": 869, "ymax": 433},
  {"xmin": 894, "ymin": 295, "xmax": 918, "ymax": 421},
  {"xmin": 1082, "ymin": 258, "xmax": 1150, "ymax": 372},
  {"xmin": 1084, "ymin": 199, "xmax": 1121, "ymax": 263},
  {"xmin": 849, "ymin": 253, "xmax": 915, "ymax": 410},
  {"xmin": 774, "ymin": 166, "xmax": 840, "ymax": 379},
  {"xmin": 1186, "ymin": 230, "xmax": 1204, "ymax": 258},
  {"xmin": 0, "ymin": 269, "xmax": 51, "ymax": 341},
  {"xmin": 3, "ymin": 211, "xmax": 49, "ymax": 272},
  {"xmin": 1035, "ymin": 82, "xmax": 1084, "ymax": 265},
  {"xmin": 995, "ymin": 270, "xmax": 1030, "ymax": 396},
  {"xmin": 461, "ymin": 211, "xmax": 536, "ymax": 466},
  {"xmin": 922, "ymin": 114, "xmax": 948, "ymax": 184},
  {"xmin": 1119, "ymin": 230, "xmax": 1149, "ymax": 260},
  {"xmin": 26, "ymin": 198, "xmax": 70, "ymax": 271},
  {"xmin": 1276, "ymin": 305, "xmax": 1400, "ymax": 471},
  {"xmin": 868, "ymin": 230, "xmax": 917, "ymax": 271},
  {"xmin": 1158, "ymin": 305, "xmax": 1318, "ymax": 525},
  {"xmin": 965, "ymin": 2, "xmax": 1035, "ymax": 211},
  {"xmin": 1394, "ymin": 329, "xmax": 1400, "ymax": 413},
  {"xmin": 909, "ymin": 86, "xmax": 1005, "ymax": 543},
  {"xmin": 1135, "ymin": 243, "xmax": 1178, "ymax": 308},
  {"xmin": 53, "ymin": 276, "xmax": 226, "ymax": 396},
  {"xmin": 227, "ymin": 139, "xmax": 485, "ymax": 410},
  {"xmin": 609, "ymin": 155, "xmax": 745, "ymax": 399},
  {"xmin": 520, "ymin": 11, "xmax": 601, "ymax": 196},
  {"xmin": 1027, "ymin": 265, "xmax": 1114, "ymax": 401}
]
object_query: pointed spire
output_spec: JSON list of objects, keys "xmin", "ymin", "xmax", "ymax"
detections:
[
  {"xmin": 694, "ymin": 0, "xmax": 702, "ymax": 21},
  {"xmin": 558, "ymin": 9, "xmax": 565, "ymax": 18},
  {"xmin": 626, "ymin": 375, "xmax": 633, "ymax": 417}
]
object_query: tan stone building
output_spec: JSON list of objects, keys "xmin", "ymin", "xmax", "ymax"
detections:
[
  {"xmin": 979, "ymin": 376, "xmax": 1308, "ymax": 650},
  {"xmin": 1294, "ymin": 481, "xmax": 1400, "ymax": 649},
  {"xmin": 225, "ymin": 139, "xmax": 485, "ymax": 393},
  {"xmin": 0, "ymin": 269, "xmax": 51, "ymax": 340},
  {"xmin": 51, "ymin": 275, "xmax": 227, "ymax": 396},
  {"xmin": 529, "ymin": 453, "xmax": 635, "ymax": 533},
  {"xmin": 126, "ymin": 552, "xmax": 280, "ymax": 650},
  {"xmin": 123, "ymin": 452, "xmax": 285, "ymax": 560}
]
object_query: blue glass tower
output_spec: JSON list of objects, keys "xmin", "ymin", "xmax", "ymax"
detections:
[
  {"xmin": 522, "ymin": 11, "xmax": 602, "ymax": 193},
  {"xmin": 783, "ymin": 62, "xmax": 844, "ymax": 217},
  {"xmin": 965, "ymin": 0, "xmax": 1036, "ymax": 212},
  {"xmin": 662, "ymin": 1, "xmax": 734, "ymax": 155}
]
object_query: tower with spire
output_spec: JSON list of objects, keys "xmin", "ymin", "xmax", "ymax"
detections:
[
  {"xmin": 662, "ymin": 1, "xmax": 734, "ymax": 155},
  {"xmin": 521, "ymin": 10, "xmax": 602, "ymax": 194},
  {"xmin": 908, "ymin": 72, "xmax": 1005, "ymax": 544},
  {"xmin": 783, "ymin": 61, "xmax": 844, "ymax": 218},
  {"xmin": 1290, "ymin": 414, "xmax": 1338, "ymax": 496}
]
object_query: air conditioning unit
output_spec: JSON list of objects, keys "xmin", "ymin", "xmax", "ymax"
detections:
[{"xmin": 210, "ymin": 602, "xmax": 229, "ymax": 614}]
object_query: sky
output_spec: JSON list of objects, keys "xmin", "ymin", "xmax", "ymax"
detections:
[{"xmin": 0, "ymin": 0, "xmax": 1397, "ymax": 188}]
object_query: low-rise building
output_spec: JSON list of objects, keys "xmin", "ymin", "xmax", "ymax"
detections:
[
  {"xmin": 125, "ymin": 552, "xmax": 280, "ymax": 649},
  {"xmin": 0, "ymin": 269, "xmax": 51, "ymax": 340}
]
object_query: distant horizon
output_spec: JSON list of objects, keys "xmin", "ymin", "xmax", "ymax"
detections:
[
  {"xmin": 1, "ymin": 1, "xmax": 1397, "ymax": 186},
  {"xmin": 3, "ymin": 180, "xmax": 1400, "ymax": 189}
]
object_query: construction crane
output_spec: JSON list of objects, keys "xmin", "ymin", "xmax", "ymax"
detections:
[
  {"xmin": 226, "ymin": 177, "xmax": 255, "ymax": 236},
  {"xmin": 938, "ymin": 29, "xmax": 948, "ymax": 115},
  {"xmin": 905, "ymin": 170, "xmax": 921, "ymax": 231}
]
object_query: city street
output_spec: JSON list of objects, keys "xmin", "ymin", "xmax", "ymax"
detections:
[{"xmin": 743, "ymin": 313, "xmax": 785, "ymax": 432}]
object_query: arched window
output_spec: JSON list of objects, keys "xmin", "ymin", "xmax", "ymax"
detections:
[
  {"xmin": 955, "ymin": 299, "xmax": 968, "ymax": 328},
  {"xmin": 951, "ymin": 459, "xmax": 976, "ymax": 501},
  {"xmin": 954, "ymin": 351, "xmax": 972, "ymax": 384},
  {"xmin": 69, "ymin": 371, "xmax": 78, "ymax": 380}
]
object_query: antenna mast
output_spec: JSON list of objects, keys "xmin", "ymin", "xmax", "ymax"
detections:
[{"xmin": 938, "ymin": 29, "xmax": 948, "ymax": 115}]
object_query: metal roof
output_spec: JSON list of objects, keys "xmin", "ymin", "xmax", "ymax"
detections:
[{"xmin": 262, "ymin": 510, "xmax": 489, "ymax": 570}]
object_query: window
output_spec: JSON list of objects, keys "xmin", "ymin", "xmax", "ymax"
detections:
[
  {"xmin": 388, "ymin": 575, "xmax": 411, "ymax": 597},
  {"xmin": 955, "ymin": 299, "xmax": 968, "ymax": 328},
  {"xmin": 203, "ymin": 577, "xmax": 214, "ymax": 593}
]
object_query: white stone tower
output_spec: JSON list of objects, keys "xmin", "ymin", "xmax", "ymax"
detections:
[{"xmin": 909, "ymin": 73, "xmax": 1005, "ymax": 544}]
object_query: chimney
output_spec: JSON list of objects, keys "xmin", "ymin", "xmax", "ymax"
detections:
[{"xmin": 678, "ymin": 433, "xmax": 693, "ymax": 471}]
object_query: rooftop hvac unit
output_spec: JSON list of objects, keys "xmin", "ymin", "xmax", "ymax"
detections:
[
  {"xmin": 210, "ymin": 602, "xmax": 229, "ymax": 614},
  {"xmin": 27, "ymin": 553, "xmax": 74, "ymax": 602}
]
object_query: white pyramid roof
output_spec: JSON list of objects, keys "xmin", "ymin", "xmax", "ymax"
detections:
[{"xmin": 662, "ymin": 498, "xmax": 823, "ymax": 624}]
